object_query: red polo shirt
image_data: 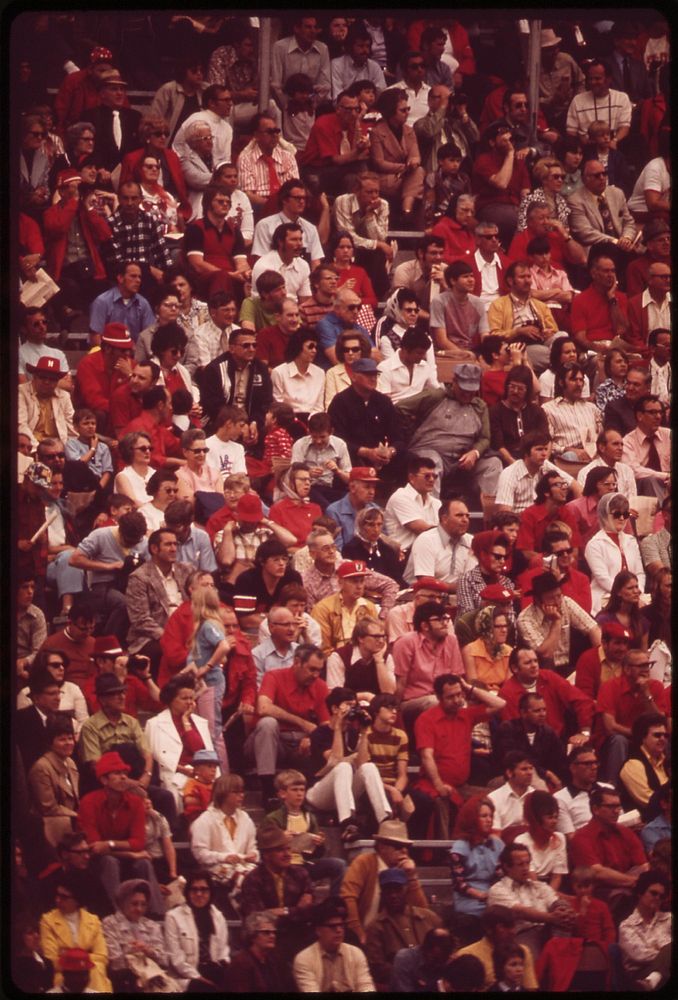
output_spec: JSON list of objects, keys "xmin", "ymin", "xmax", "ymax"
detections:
[
  {"xmin": 258, "ymin": 666, "xmax": 329, "ymax": 732},
  {"xmin": 268, "ymin": 497, "xmax": 323, "ymax": 545},
  {"xmin": 414, "ymin": 702, "xmax": 488, "ymax": 795},
  {"xmin": 596, "ymin": 674, "xmax": 670, "ymax": 729},
  {"xmin": 570, "ymin": 817, "xmax": 647, "ymax": 872},
  {"xmin": 571, "ymin": 285, "xmax": 628, "ymax": 343},
  {"xmin": 499, "ymin": 669, "xmax": 594, "ymax": 737}
]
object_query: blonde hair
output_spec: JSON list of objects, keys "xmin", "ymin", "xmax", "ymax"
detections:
[
  {"xmin": 587, "ymin": 119, "xmax": 611, "ymax": 138},
  {"xmin": 275, "ymin": 769, "xmax": 307, "ymax": 791},
  {"xmin": 190, "ymin": 586, "xmax": 224, "ymax": 657},
  {"xmin": 213, "ymin": 773, "xmax": 245, "ymax": 809},
  {"xmin": 533, "ymin": 158, "xmax": 562, "ymax": 184}
]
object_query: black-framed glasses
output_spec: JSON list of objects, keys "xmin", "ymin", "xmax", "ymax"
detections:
[
  {"xmin": 611, "ymin": 510, "xmax": 630, "ymax": 519},
  {"xmin": 238, "ymin": 342, "xmax": 257, "ymax": 349},
  {"xmin": 134, "ymin": 445, "xmax": 151, "ymax": 453},
  {"xmin": 343, "ymin": 346, "xmax": 362, "ymax": 353},
  {"xmin": 555, "ymin": 547, "xmax": 573, "ymax": 555},
  {"xmin": 550, "ymin": 173, "xmax": 566, "ymax": 180},
  {"xmin": 189, "ymin": 447, "xmax": 210, "ymax": 454},
  {"xmin": 490, "ymin": 551, "xmax": 507, "ymax": 559}
]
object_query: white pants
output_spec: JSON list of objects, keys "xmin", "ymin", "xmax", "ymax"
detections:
[{"xmin": 306, "ymin": 760, "xmax": 391, "ymax": 824}]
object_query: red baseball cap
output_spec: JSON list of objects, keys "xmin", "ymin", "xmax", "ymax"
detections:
[
  {"xmin": 101, "ymin": 322, "xmax": 133, "ymax": 348},
  {"xmin": 350, "ymin": 467, "xmax": 380, "ymax": 482},
  {"xmin": 337, "ymin": 560, "xmax": 369, "ymax": 579},
  {"xmin": 413, "ymin": 577, "xmax": 450, "ymax": 594}
]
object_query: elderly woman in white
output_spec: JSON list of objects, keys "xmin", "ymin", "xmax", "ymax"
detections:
[
  {"xmin": 144, "ymin": 675, "xmax": 217, "ymax": 810},
  {"xmin": 584, "ymin": 492, "xmax": 645, "ymax": 615},
  {"xmin": 190, "ymin": 774, "xmax": 258, "ymax": 895}
]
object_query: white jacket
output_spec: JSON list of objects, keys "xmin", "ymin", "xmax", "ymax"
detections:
[
  {"xmin": 584, "ymin": 529, "xmax": 645, "ymax": 615},
  {"xmin": 164, "ymin": 902, "xmax": 229, "ymax": 989},
  {"xmin": 293, "ymin": 941, "xmax": 375, "ymax": 992},
  {"xmin": 144, "ymin": 709, "xmax": 216, "ymax": 808},
  {"xmin": 190, "ymin": 804, "xmax": 259, "ymax": 870}
]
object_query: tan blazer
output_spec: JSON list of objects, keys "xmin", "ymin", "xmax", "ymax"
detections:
[
  {"xmin": 567, "ymin": 184, "xmax": 637, "ymax": 250},
  {"xmin": 18, "ymin": 382, "xmax": 75, "ymax": 448},
  {"xmin": 125, "ymin": 559, "xmax": 193, "ymax": 653},
  {"xmin": 28, "ymin": 750, "xmax": 80, "ymax": 846}
]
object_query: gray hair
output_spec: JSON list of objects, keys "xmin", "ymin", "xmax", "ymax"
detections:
[
  {"xmin": 307, "ymin": 526, "xmax": 336, "ymax": 550},
  {"xmin": 355, "ymin": 506, "xmax": 384, "ymax": 534},
  {"xmin": 475, "ymin": 220, "xmax": 498, "ymax": 236},
  {"xmin": 242, "ymin": 910, "xmax": 278, "ymax": 945},
  {"xmin": 66, "ymin": 121, "xmax": 96, "ymax": 151},
  {"xmin": 186, "ymin": 120, "xmax": 212, "ymax": 144},
  {"xmin": 457, "ymin": 193, "xmax": 476, "ymax": 208}
]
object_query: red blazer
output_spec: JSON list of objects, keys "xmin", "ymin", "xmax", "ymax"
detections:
[
  {"xmin": 119, "ymin": 146, "xmax": 191, "ymax": 220},
  {"xmin": 43, "ymin": 198, "xmax": 111, "ymax": 282},
  {"xmin": 74, "ymin": 351, "xmax": 129, "ymax": 416},
  {"xmin": 430, "ymin": 216, "xmax": 475, "ymax": 263}
]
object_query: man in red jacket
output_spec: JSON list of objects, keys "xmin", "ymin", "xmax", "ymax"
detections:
[
  {"xmin": 77, "ymin": 751, "xmax": 165, "ymax": 915},
  {"xmin": 74, "ymin": 323, "xmax": 135, "ymax": 433},
  {"xmin": 43, "ymin": 169, "xmax": 111, "ymax": 316},
  {"xmin": 499, "ymin": 645, "xmax": 593, "ymax": 742},
  {"xmin": 109, "ymin": 361, "xmax": 159, "ymax": 438}
]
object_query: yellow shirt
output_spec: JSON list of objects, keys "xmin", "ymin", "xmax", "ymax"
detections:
[
  {"xmin": 456, "ymin": 935, "xmax": 538, "ymax": 990},
  {"xmin": 34, "ymin": 396, "xmax": 58, "ymax": 441}
]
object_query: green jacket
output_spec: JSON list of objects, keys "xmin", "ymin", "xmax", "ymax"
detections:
[
  {"xmin": 261, "ymin": 804, "xmax": 324, "ymax": 858},
  {"xmin": 396, "ymin": 388, "xmax": 491, "ymax": 456}
]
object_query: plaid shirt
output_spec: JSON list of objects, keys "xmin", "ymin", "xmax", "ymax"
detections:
[
  {"xmin": 456, "ymin": 567, "xmax": 516, "ymax": 624},
  {"xmin": 109, "ymin": 208, "xmax": 172, "ymax": 269}
]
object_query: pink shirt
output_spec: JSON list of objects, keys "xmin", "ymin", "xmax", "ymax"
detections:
[
  {"xmin": 392, "ymin": 631, "xmax": 464, "ymax": 700},
  {"xmin": 622, "ymin": 426, "xmax": 671, "ymax": 478}
]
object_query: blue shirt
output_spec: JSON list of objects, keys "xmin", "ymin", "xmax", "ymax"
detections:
[
  {"xmin": 640, "ymin": 814, "xmax": 671, "ymax": 855},
  {"xmin": 193, "ymin": 619, "xmax": 226, "ymax": 689},
  {"xmin": 176, "ymin": 525, "xmax": 218, "ymax": 573},
  {"xmin": 89, "ymin": 287, "xmax": 155, "ymax": 342},
  {"xmin": 64, "ymin": 437, "xmax": 114, "ymax": 477},
  {"xmin": 325, "ymin": 494, "xmax": 380, "ymax": 550},
  {"xmin": 252, "ymin": 637, "xmax": 298, "ymax": 687},
  {"xmin": 315, "ymin": 313, "xmax": 371, "ymax": 370}
]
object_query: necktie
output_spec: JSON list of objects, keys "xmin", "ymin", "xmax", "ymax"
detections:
[
  {"xmin": 450, "ymin": 541, "xmax": 459, "ymax": 580},
  {"xmin": 645, "ymin": 435, "xmax": 662, "ymax": 471},
  {"xmin": 622, "ymin": 56, "xmax": 632, "ymax": 96},
  {"xmin": 597, "ymin": 195, "xmax": 617, "ymax": 237},
  {"xmin": 262, "ymin": 154, "xmax": 281, "ymax": 197},
  {"xmin": 339, "ymin": 130, "xmax": 351, "ymax": 155},
  {"xmin": 112, "ymin": 109, "xmax": 122, "ymax": 150}
]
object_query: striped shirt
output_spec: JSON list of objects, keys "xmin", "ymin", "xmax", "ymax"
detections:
[
  {"xmin": 237, "ymin": 141, "xmax": 299, "ymax": 198},
  {"xmin": 495, "ymin": 458, "xmax": 574, "ymax": 514},
  {"xmin": 543, "ymin": 397, "xmax": 602, "ymax": 455},
  {"xmin": 576, "ymin": 457, "xmax": 637, "ymax": 498},
  {"xmin": 366, "ymin": 725, "xmax": 409, "ymax": 785}
]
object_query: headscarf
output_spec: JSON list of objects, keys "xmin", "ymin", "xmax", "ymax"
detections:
[
  {"xmin": 596, "ymin": 492, "xmax": 629, "ymax": 533},
  {"xmin": 475, "ymin": 605, "xmax": 505, "ymax": 660},
  {"xmin": 279, "ymin": 466, "xmax": 310, "ymax": 504},
  {"xmin": 378, "ymin": 290, "xmax": 410, "ymax": 353}
]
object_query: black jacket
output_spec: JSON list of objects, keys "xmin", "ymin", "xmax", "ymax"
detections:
[
  {"xmin": 328, "ymin": 386, "xmax": 405, "ymax": 464},
  {"xmin": 493, "ymin": 718, "xmax": 568, "ymax": 782},
  {"xmin": 200, "ymin": 352, "xmax": 273, "ymax": 438},
  {"xmin": 88, "ymin": 105, "xmax": 142, "ymax": 172}
]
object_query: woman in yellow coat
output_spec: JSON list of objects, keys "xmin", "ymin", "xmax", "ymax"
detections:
[{"xmin": 39, "ymin": 873, "xmax": 112, "ymax": 992}]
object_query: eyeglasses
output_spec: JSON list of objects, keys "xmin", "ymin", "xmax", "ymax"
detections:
[
  {"xmin": 550, "ymin": 173, "xmax": 566, "ymax": 180},
  {"xmin": 189, "ymin": 447, "xmax": 209, "ymax": 454},
  {"xmin": 343, "ymin": 346, "xmax": 362, "ymax": 353},
  {"xmin": 554, "ymin": 547, "xmax": 573, "ymax": 555},
  {"xmin": 239, "ymin": 342, "xmax": 257, "ymax": 349},
  {"xmin": 261, "ymin": 127, "xmax": 281, "ymax": 135},
  {"xmin": 417, "ymin": 472, "xmax": 438, "ymax": 479},
  {"xmin": 551, "ymin": 481, "xmax": 568, "ymax": 489},
  {"xmin": 490, "ymin": 551, "xmax": 507, "ymax": 559},
  {"xmin": 611, "ymin": 510, "xmax": 630, "ymax": 519},
  {"xmin": 402, "ymin": 306, "xmax": 420, "ymax": 313},
  {"xmin": 143, "ymin": 162, "xmax": 160, "ymax": 170},
  {"xmin": 367, "ymin": 633, "xmax": 386, "ymax": 639},
  {"xmin": 134, "ymin": 445, "xmax": 151, "ymax": 453}
]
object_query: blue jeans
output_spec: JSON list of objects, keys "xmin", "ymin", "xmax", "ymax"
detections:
[{"xmin": 305, "ymin": 856, "xmax": 346, "ymax": 896}]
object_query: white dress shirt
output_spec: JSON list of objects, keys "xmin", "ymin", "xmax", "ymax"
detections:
[
  {"xmin": 383, "ymin": 483, "xmax": 441, "ymax": 550},
  {"xmin": 403, "ymin": 527, "xmax": 476, "ymax": 585},
  {"xmin": 251, "ymin": 251, "xmax": 311, "ymax": 301},
  {"xmin": 377, "ymin": 351, "xmax": 440, "ymax": 403},
  {"xmin": 271, "ymin": 361, "xmax": 325, "ymax": 414}
]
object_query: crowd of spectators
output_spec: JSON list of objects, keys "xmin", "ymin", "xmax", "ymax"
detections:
[{"xmin": 12, "ymin": 10, "xmax": 671, "ymax": 994}]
